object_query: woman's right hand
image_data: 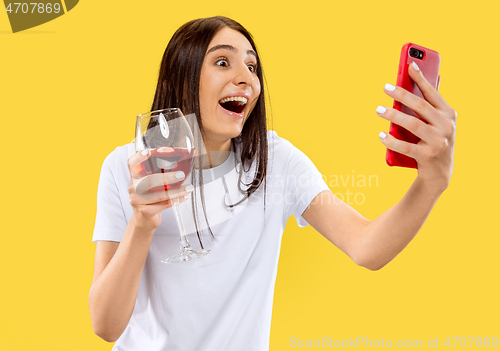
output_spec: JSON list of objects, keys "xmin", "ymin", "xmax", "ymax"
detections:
[
  {"xmin": 91, "ymin": 148, "xmax": 194, "ymax": 342},
  {"xmin": 127, "ymin": 148, "xmax": 194, "ymax": 232}
]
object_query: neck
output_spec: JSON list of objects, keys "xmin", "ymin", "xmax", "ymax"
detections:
[{"xmin": 200, "ymin": 138, "xmax": 232, "ymax": 169}]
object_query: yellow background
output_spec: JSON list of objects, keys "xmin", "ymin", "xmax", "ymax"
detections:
[{"xmin": 1, "ymin": 0, "xmax": 498, "ymax": 350}]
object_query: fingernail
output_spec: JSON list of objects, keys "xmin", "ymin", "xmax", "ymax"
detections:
[
  {"xmin": 141, "ymin": 149, "xmax": 149, "ymax": 156},
  {"xmin": 175, "ymin": 171, "xmax": 185, "ymax": 179},
  {"xmin": 184, "ymin": 193, "xmax": 192, "ymax": 200},
  {"xmin": 412, "ymin": 61, "xmax": 420, "ymax": 71},
  {"xmin": 376, "ymin": 106, "xmax": 387, "ymax": 114},
  {"xmin": 185, "ymin": 185, "xmax": 194, "ymax": 192},
  {"xmin": 379, "ymin": 132, "xmax": 387, "ymax": 139},
  {"xmin": 384, "ymin": 83, "xmax": 396, "ymax": 92}
]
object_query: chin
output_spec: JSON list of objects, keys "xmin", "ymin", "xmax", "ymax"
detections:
[
  {"xmin": 231, "ymin": 127, "xmax": 244, "ymax": 138},
  {"xmin": 204, "ymin": 125, "xmax": 243, "ymax": 146},
  {"xmin": 227, "ymin": 128, "xmax": 244, "ymax": 141}
]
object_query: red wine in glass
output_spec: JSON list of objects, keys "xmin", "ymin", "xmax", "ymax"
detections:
[
  {"xmin": 135, "ymin": 108, "xmax": 210, "ymax": 263},
  {"xmin": 136, "ymin": 147, "xmax": 195, "ymax": 192}
]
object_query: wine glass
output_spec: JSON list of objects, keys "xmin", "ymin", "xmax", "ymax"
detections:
[{"xmin": 135, "ymin": 108, "xmax": 210, "ymax": 263}]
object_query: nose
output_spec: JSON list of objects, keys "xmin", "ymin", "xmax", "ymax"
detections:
[{"xmin": 232, "ymin": 62, "xmax": 255, "ymax": 87}]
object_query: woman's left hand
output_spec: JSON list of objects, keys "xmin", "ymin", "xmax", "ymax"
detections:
[{"xmin": 376, "ymin": 62, "xmax": 457, "ymax": 194}]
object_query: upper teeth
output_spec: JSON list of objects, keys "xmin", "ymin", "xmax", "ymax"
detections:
[{"xmin": 219, "ymin": 96, "xmax": 248, "ymax": 105}]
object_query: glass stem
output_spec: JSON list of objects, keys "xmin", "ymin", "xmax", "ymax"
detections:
[{"xmin": 172, "ymin": 198, "xmax": 191, "ymax": 251}]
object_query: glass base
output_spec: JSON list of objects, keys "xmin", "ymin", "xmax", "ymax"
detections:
[{"xmin": 161, "ymin": 249, "xmax": 211, "ymax": 263}]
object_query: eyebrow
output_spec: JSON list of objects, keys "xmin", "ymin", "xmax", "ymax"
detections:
[{"xmin": 206, "ymin": 44, "xmax": 257, "ymax": 58}]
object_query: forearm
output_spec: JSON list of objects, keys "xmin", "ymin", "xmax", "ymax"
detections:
[
  {"xmin": 89, "ymin": 215, "xmax": 154, "ymax": 342},
  {"xmin": 358, "ymin": 176, "xmax": 443, "ymax": 270}
]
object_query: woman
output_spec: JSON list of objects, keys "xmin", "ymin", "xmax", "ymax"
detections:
[{"xmin": 89, "ymin": 16, "xmax": 456, "ymax": 350}]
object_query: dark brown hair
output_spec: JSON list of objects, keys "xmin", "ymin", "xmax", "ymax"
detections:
[{"xmin": 151, "ymin": 16, "xmax": 268, "ymax": 245}]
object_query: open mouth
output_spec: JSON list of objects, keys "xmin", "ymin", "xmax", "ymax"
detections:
[{"xmin": 219, "ymin": 96, "xmax": 247, "ymax": 114}]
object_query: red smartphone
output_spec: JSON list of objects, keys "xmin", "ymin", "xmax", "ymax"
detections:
[{"xmin": 386, "ymin": 43, "xmax": 441, "ymax": 168}]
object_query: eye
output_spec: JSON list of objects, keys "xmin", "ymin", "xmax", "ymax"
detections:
[
  {"xmin": 215, "ymin": 57, "xmax": 229, "ymax": 67},
  {"xmin": 247, "ymin": 64, "xmax": 257, "ymax": 73}
]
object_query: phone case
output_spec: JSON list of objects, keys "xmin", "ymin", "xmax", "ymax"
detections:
[{"xmin": 386, "ymin": 43, "xmax": 441, "ymax": 168}]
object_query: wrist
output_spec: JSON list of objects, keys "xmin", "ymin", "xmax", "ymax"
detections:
[
  {"xmin": 414, "ymin": 175, "xmax": 446, "ymax": 199},
  {"xmin": 130, "ymin": 214, "xmax": 157, "ymax": 238}
]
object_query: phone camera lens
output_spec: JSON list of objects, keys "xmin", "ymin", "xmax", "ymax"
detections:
[{"xmin": 409, "ymin": 48, "xmax": 423, "ymax": 60}]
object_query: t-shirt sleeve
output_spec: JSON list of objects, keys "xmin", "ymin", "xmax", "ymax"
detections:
[
  {"xmin": 283, "ymin": 142, "xmax": 331, "ymax": 227},
  {"xmin": 92, "ymin": 148, "xmax": 128, "ymax": 243}
]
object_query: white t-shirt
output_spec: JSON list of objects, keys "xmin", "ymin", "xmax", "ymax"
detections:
[{"xmin": 92, "ymin": 130, "xmax": 330, "ymax": 351}]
